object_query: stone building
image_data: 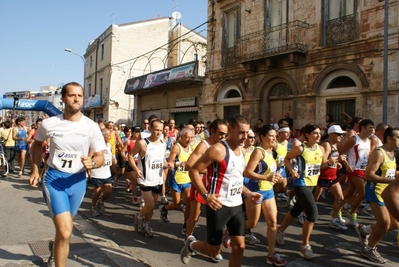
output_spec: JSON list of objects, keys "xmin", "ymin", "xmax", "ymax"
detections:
[
  {"xmin": 201, "ymin": 0, "xmax": 399, "ymax": 130},
  {"xmin": 124, "ymin": 19, "xmax": 207, "ymax": 125},
  {"xmin": 84, "ymin": 17, "xmax": 204, "ymax": 125}
]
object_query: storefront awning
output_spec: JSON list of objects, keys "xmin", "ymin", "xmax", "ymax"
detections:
[{"xmin": 169, "ymin": 107, "xmax": 198, "ymax": 113}]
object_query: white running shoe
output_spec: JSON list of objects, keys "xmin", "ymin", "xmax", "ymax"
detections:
[
  {"xmin": 245, "ymin": 232, "xmax": 260, "ymax": 245},
  {"xmin": 276, "ymin": 230, "xmax": 285, "ymax": 246},
  {"xmin": 300, "ymin": 244, "xmax": 315, "ymax": 259},
  {"xmin": 328, "ymin": 218, "xmax": 348, "ymax": 230}
]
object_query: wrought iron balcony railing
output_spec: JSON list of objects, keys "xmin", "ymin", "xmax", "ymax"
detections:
[
  {"xmin": 230, "ymin": 20, "xmax": 309, "ymax": 64},
  {"xmin": 325, "ymin": 14, "xmax": 356, "ymax": 46}
]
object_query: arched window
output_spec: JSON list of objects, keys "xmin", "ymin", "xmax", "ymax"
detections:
[
  {"xmin": 225, "ymin": 89, "xmax": 241, "ymax": 98},
  {"xmin": 327, "ymin": 76, "xmax": 356, "ymax": 89},
  {"xmin": 269, "ymin": 83, "xmax": 293, "ymax": 98},
  {"xmin": 217, "ymin": 87, "xmax": 242, "ymax": 119}
]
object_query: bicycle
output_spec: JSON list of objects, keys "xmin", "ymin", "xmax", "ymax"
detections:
[{"xmin": 0, "ymin": 144, "xmax": 9, "ymax": 177}]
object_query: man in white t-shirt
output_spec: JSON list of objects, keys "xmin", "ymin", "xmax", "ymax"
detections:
[{"xmin": 29, "ymin": 82, "xmax": 105, "ymax": 267}]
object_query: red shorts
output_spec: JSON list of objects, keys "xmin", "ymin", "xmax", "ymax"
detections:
[
  {"xmin": 188, "ymin": 174, "xmax": 207, "ymax": 205},
  {"xmin": 347, "ymin": 170, "xmax": 365, "ymax": 181}
]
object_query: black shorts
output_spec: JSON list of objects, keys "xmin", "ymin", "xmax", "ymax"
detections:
[
  {"xmin": 139, "ymin": 184, "xmax": 162, "ymax": 194},
  {"xmin": 116, "ymin": 153, "xmax": 127, "ymax": 168},
  {"xmin": 206, "ymin": 204, "xmax": 245, "ymax": 246},
  {"xmin": 317, "ymin": 178, "xmax": 339, "ymax": 189},
  {"xmin": 90, "ymin": 176, "xmax": 112, "ymax": 187}
]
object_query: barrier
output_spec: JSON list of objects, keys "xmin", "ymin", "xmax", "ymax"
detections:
[{"xmin": 0, "ymin": 99, "xmax": 62, "ymax": 117}]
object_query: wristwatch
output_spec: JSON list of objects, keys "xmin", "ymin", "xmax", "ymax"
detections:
[
  {"xmin": 202, "ymin": 193, "xmax": 209, "ymax": 200},
  {"xmin": 92, "ymin": 161, "xmax": 97, "ymax": 168}
]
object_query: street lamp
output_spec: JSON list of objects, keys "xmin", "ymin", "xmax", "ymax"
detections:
[{"xmin": 64, "ymin": 48, "xmax": 86, "ymax": 114}]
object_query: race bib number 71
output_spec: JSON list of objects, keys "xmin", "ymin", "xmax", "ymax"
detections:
[{"xmin": 52, "ymin": 149, "xmax": 82, "ymax": 173}]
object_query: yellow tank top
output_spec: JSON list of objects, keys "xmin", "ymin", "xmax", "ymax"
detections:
[
  {"xmin": 275, "ymin": 140, "xmax": 288, "ymax": 166},
  {"xmin": 175, "ymin": 143, "xmax": 192, "ymax": 184},
  {"xmin": 244, "ymin": 146, "xmax": 255, "ymax": 164},
  {"xmin": 294, "ymin": 144, "xmax": 323, "ymax": 186},
  {"xmin": 109, "ymin": 131, "xmax": 116, "ymax": 156},
  {"xmin": 257, "ymin": 147, "xmax": 277, "ymax": 191},
  {"xmin": 373, "ymin": 147, "xmax": 396, "ymax": 196}
]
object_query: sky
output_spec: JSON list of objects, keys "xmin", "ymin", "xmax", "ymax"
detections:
[{"xmin": 0, "ymin": 0, "xmax": 208, "ymax": 95}]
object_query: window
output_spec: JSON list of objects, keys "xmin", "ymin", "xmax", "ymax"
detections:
[
  {"xmin": 99, "ymin": 78, "xmax": 103, "ymax": 96},
  {"xmin": 101, "ymin": 44, "xmax": 104, "ymax": 60},
  {"xmin": 265, "ymin": 0, "xmax": 288, "ymax": 29},
  {"xmin": 90, "ymin": 56, "xmax": 93, "ymax": 68},
  {"xmin": 222, "ymin": 7, "xmax": 240, "ymax": 66},
  {"xmin": 327, "ymin": 99, "xmax": 355, "ymax": 126},
  {"xmin": 88, "ymin": 83, "xmax": 91, "ymax": 97},
  {"xmin": 327, "ymin": 76, "xmax": 356, "ymax": 89},
  {"xmin": 323, "ymin": 0, "xmax": 356, "ymax": 46}
]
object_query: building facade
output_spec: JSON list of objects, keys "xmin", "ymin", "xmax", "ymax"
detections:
[
  {"xmin": 201, "ymin": 0, "xmax": 399, "ymax": 130},
  {"xmin": 124, "ymin": 20, "xmax": 207, "ymax": 125}
]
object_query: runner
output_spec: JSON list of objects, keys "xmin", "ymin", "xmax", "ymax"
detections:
[
  {"xmin": 277, "ymin": 124, "xmax": 325, "ymax": 260},
  {"xmin": 356, "ymin": 126, "xmax": 399, "ymax": 263},
  {"xmin": 160, "ymin": 127, "xmax": 194, "ymax": 235},
  {"xmin": 13, "ymin": 116, "xmax": 28, "ymax": 176},
  {"xmin": 180, "ymin": 114, "xmax": 262, "ymax": 267},
  {"xmin": 28, "ymin": 82, "xmax": 105, "ymax": 267},
  {"xmin": 89, "ymin": 128, "xmax": 112, "ymax": 217},
  {"xmin": 128, "ymin": 119, "xmax": 170, "ymax": 238},
  {"xmin": 339, "ymin": 119, "xmax": 374, "ymax": 225},
  {"xmin": 314, "ymin": 125, "xmax": 347, "ymax": 230},
  {"xmin": 243, "ymin": 125, "xmax": 287, "ymax": 266}
]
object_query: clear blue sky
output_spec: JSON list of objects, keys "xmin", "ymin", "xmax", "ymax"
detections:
[{"xmin": 0, "ymin": 0, "xmax": 208, "ymax": 95}]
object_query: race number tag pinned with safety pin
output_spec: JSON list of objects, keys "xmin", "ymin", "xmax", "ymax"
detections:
[{"xmin": 53, "ymin": 150, "xmax": 82, "ymax": 172}]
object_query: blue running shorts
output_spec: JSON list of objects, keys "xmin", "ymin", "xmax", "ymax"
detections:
[{"xmin": 43, "ymin": 167, "xmax": 87, "ymax": 217}]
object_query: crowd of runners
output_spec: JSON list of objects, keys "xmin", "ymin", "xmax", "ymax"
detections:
[
  {"xmin": 8, "ymin": 92, "xmax": 396, "ymax": 267},
  {"xmin": 84, "ymin": 113, "xmax": 399, "ymax": 266}
]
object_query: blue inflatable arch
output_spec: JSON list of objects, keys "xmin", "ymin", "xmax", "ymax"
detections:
[{"xmin": 0, "ymin": 99, "xmax": 62, "ymax": 116}]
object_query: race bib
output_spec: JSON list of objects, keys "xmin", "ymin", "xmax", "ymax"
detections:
[
  {"xmin": 150, "ymin": 159, "xmax": 163, "ymax": 170},
  {"xmin": 52, "ymin": 149, "xmax": 82, "ymax": 173},
  {"xmin": 227, "ymin": 179, "xmax": 243, "ymax": 198},
  {"xmin": 103, "ymin": 153, "xmax": 112, "ymax": 167},
  {"xmin": 385, "ymin": 169, "xmax": 395, "ymax": 179},
  {"xmin": 277, "ymin": 156, "xmax": 285, "ymax": 166},
  {"xmin": 359, "ymin": 162, "xmax": 368, "ymax": 170},
  {"xmin": 305, "ymin": 164, "xmax": 321, "ymax": 177}
]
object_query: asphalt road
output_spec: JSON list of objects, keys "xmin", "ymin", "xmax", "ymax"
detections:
[{"xmin": 78, "ymin": 175, "xmax": 399, "ymax": 267}]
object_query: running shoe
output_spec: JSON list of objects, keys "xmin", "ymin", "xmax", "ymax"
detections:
[
  {"xmin": 143, "ymin": 223, "xmax": 154, "ymax": 238},
  {"xmin": 18, "ymin": 171, "xmax": 22, "ymax": 177},
  {"xmin": 222, "ymin": 228, "xmax": 231, "ymax": 248},
  {"xmin": 211, "ymin": 253, "xmax": 223, "ymax": 263},
  {"xmin": 299, "ymin": 244, "xmax": 315, "ymax": 259},
  {"xmin": 297, "ymin": 212, "xmax": 306, "ymax": 225},
  {"xmin": 361, "ymin": 247, "xmax": 386, "ymax": 263},
  {"xmin": 328, "ymin": 218, "xmax": 348, "ymax": 230},
  {"xmin": 97, "ymin": 199, "xmax": 105, "ymax": 214},
  {"xmin": 47, "ymin": 240, "xmax": 55, "ymax": 267},
  {"xmin": 181, "ymin": 235, "xmax": 196, "ymax": 264},
  {"xmin": 90, "ymin": 206, "xmax": 100, "ymax": 217},
  {"xmin": 276, "ymin": 230, "xmax": 285, "ymax": 246},
  {"xmin": 266, "ymin": 252, "xmax": 287, "ymax": 266},
  {"xmin": 277, "ymin": 193, "xmax": 289, "ymax": 201},
  {"xmin": 345, "ymin": 210, "xmax": 358, "ymax": 226},
  {"xmin": 132, "ymin": 196, "xmax": 139, "ymax": 205},
  {"xmin": 362, "ymin": 204, "xmax": 375, "ymax": 218},
  {"xmin": 329, "ymin": 210, "xmax": 346, "ymax": 224},
  {"xmin": 355, "ymin": 224, "xmax": 370, "ymax": 247},
  {"xmin": 285, "ymin": 197, "xmax": 295, "ymax": 209},
  {"xmin": 112, "ymin": 178, "xmax": 118, "ymax": 188},
  {"xmin": 359, "ymin": 200, "xmax": 367, "ymax": 208},
  {"xmin": 245, "ymin": 232, "xmax": 260, "ymax": 245},
  {"xmin": 159, "ymin": 205, "xmax": 170, "ymax": 222},
  {"xmin": 134, "ymin": 213, "xmax": 144, "ymax": 233},
  {"xmin": 160, "ymin": 196, "xmax": 169, "ymax": 204}
]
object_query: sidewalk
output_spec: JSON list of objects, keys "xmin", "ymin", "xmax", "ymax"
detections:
[{"xmin": 0, "ymin": 172, "xmax": 149, "ymax": 267}]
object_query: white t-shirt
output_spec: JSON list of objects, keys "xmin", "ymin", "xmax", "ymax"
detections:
[
  {"xmin": 35, "ymin": 114, "xmax": 105, "ymax": 174},
  {"xmin": 90, "ymin": 143, "xmax": 112, "ymax": 179}
]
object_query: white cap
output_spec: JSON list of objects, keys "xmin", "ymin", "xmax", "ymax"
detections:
[
  {"xmin": 121, "ymin": 124, "xmax": 126, "ymax": 127},
  {"xmin": 328, "ymin": 125, "xmax": 346, "ymax": 134}
]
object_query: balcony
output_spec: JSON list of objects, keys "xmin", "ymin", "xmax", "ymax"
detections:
[
  {"xmin": 231, "ymin": 20, "xmax": 309, "ymax": 65},
  {"xmin": 325, "ymin": 14, "xmax": 356, "ymax": 46}
]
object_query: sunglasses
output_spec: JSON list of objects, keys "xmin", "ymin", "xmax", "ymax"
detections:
[
  {"xmin": 143, "ymin": 122, "xmax": 149, "ymax": 124},
  {"xmin": 248, "ymin": 136, "xmax": 255, "ymax": 139}
]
